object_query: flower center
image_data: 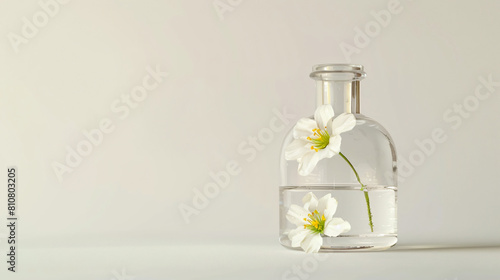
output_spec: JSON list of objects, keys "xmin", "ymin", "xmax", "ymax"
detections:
[
  {"xmin": 307, "ymin": 128, "xmax": 330, "ymax": 152},
  {"xmin": 303, "ymin": 210, "xmax": 326, "ymax": 233}
]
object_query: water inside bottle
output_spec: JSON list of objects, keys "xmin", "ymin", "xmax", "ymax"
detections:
[{"xmin": 279, "ymin": 185, "xmax": 397, "ymax": 251}]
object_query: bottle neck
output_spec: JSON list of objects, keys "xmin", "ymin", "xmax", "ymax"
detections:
[{"xmin": 316, "ymin": 80, "xmax": 360, "ymax": 114}]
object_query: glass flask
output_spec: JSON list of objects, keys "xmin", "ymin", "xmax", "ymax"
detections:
[{"xmin": 279, "ymin": 64, "xmax": 398, "ymax": 251}]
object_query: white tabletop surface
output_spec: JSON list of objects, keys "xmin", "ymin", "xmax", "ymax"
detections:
[{"xmin": 2, "ymin": 239, "xmax": 499, "ymax": 280}]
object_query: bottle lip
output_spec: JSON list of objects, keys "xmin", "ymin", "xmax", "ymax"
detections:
[{"xmin": 310, "ymin": 64, "xmax": 366, "ymax": 81}]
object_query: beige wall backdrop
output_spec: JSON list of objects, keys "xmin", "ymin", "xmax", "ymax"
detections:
[{"xmin": 1, "ymin": 0, "xmax": 499, "ymax": 255}]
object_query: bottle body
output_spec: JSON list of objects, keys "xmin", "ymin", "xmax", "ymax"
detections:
[{"xmin": 279, "ymin": 65, "xmax": 397, "ymax": 251}]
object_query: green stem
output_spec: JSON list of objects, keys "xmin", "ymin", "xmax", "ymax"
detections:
[{"xmin": 338, "ymin": 152, "xmax": 374, "ymax": 232}]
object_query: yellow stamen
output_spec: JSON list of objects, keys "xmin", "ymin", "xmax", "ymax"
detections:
[
  {"xmin": 311, "ymin": 220, "xmax": 319, "ymax": 228},
  {"xmin": 303, "ymin": 210, "xmax": 326, "ymax": 233},
  {"xmin": 308, "ymin": 127, "xmax": 330, "ymax": 151}
]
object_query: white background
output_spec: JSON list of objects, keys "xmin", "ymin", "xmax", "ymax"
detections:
[{"xmin": 0, "ymin": 0, "xmax": 499, "ymax": 279}]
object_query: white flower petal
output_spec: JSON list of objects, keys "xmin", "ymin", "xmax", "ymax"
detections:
[
  {"xmin": 293, "ymin": 118, "xmax": 317, "ymax": 140},
  {"xmin": 326, "ymin": 113, "xmax": 335, "ymax": 134},
  {"xmin": 301, "ymin": 233, "xmax": 323, "ymax": 253},
  {"xmin": 286, "ymin": 204, "xmax": 309, "ymax": 226},
  {"xmin": 285, "ymin": 139, "xmax": 310, "ymax": 160},
  {"xmin": 297, "ymin": 152, "xmax": 319, "ymax": 176},
  {"xmin": 298, "ymin": 148, "xmax": 336, "ymax": 176},
  {"xmin": 298, "ymin": 152, "xmax": 319, "ymax": 176},
  {"xmin": 327, "ymin": 135, "xmax": 342, "ymax": 154},
  {"xmin": 324, "ymin": 217, "xmax": 351, "ymax": 237},
  {"xmin": 322, "ymin": 145, "xmax": 336, "ymax": 159},
  {"xmin": 331, "ymin": 113, "xmax": 356, "ymax": 135},
  {"xmin": 302, "ymin": 192, "xmax": 318, "ymax": 212},
  {"xmin": 314, "ymin": 105, "xmax": 335, "ymax": 130},
  {"xmin": 288, "ymin": 228, "xmax": 309, "ymax": 248},
  {"xmin": 316, "ymin": 194, "xmax": 338, "ymax": 219}
]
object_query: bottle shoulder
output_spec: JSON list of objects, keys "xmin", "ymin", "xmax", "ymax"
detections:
[
  {"xmin": 282, "ymin": 114, "xmax": 396, "ymax": 146},
  {"xmin": 354, "ymin": 114, "xmax": 396, "ymax": 145}
]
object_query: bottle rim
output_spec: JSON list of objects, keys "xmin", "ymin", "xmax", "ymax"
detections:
[{"xmin": 310, "ymin": 64, "xmax": 366, "ymax": 81}]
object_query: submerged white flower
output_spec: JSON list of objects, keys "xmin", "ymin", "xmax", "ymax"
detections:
[
  {"xmin": 286, "ymin": 192, "xmax": 351, "ymax": 253},
  {"xmin": 285, "ymin": 105, "xmax": 356, "ymax": 176}
]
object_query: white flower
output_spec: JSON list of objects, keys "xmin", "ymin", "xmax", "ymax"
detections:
[
  {"xmin": 285, "ymin": 105, "xmax": 356, "ymax": 176},
  {"xmin": 286, "ymin": 192, "xmax": 351, "ymax": 253}
]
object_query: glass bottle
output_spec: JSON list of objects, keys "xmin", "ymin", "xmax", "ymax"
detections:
[{"xmin": 279, "ymin": 64, "xmax": 397, "ymax": 251}]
